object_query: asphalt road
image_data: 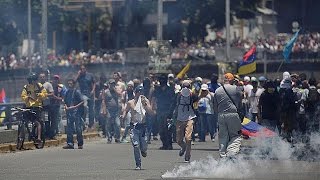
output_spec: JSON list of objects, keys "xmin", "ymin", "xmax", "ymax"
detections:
[{"xmin": 0, "ymin": 136, "xmax": 320, "ymax": 180}]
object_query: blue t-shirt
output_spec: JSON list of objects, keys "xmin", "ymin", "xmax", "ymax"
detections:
[{"xmin": 77, "ymin": 73, "xmax": 95, "ymax": 96}]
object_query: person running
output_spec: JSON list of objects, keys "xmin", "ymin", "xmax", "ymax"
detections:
[
  {"xmin": 121, "ymin": 86, "xmax": 154, "ymax": 170},
  {"xmin": 168, "ymin": 80, "xmax": 198, "ymax": 163}
]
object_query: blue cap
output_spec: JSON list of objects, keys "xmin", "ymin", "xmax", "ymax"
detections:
[
  {"xmin": 134, "ymin": 85, "xmax": 144, "ymax": 93},
  {"xmin": 258, "ymin": 76, "xmax": 267, "ymax": 81}
]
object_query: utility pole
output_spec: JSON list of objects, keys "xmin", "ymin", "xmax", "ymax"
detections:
[
  {"xmin": 157, "ymin": 0, "xmax": 163, "ymax": 40},
  {"xmin": 41, "ymin": 0, "xmax": 48, "ymax": 68},
  {"xmin": 28, "ymin": 0, "xmax": 32, "ymax": 72},
  {"xmin": 225, "ymin": 0, "xmax": 231, "ymax": 62}
]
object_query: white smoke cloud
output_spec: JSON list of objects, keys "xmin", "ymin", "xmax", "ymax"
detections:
[{"xmin": 162, "ymin": 133, "xmax": 320, "ymax": 179}]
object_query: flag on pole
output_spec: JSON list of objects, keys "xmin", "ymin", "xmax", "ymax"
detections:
[
  {"xmin": 238, "ymin": 46, "xmax": 256, "ymax": 75},
  {"xmin": 283, "ymin": 30, "xmax": 300, "ymax": 63},
  {"xmin": 176, "ymin": 60, "xmax": 191, "ymax": 79}
]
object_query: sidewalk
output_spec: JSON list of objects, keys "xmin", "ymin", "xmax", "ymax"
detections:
[{"xmin": 0, "ymin": 131, "xmax": 100, "ymax": 153}]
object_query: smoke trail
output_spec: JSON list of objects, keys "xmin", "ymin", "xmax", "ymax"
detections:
[{"xmin": 162, "ymin": 133, "xmax": 320, "ymax": 179}]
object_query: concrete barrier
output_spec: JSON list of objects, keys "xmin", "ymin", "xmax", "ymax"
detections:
[{"xmin": 0, "ymin": 132, "xmax": 100, "ymax": 153}]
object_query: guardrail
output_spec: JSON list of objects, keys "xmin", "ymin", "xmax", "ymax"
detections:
[{"xmin": 0, "ymin": 102, "xmax": 25, "ymax": 130}]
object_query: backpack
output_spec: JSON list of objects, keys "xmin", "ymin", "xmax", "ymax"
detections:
[
  {"xmin": 198, "ymin": 95, "xmax": 213, "ymax": 113},
  {"xmin": 177, "ymin": 93, "xmax": 194, "ymax": 112},
  {"xmin": 306, "ymin": 88, "xmax": 320, "ymax": 112}
]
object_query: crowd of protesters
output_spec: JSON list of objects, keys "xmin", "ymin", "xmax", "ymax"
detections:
[{"xmin": 27, "ymin": 64, "xmax": 320, "ymax": 169}]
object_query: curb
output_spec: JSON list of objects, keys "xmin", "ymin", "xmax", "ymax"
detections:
[{"xmin": 0, "ymin": 132, "xmax": 100, "ymax": 153}]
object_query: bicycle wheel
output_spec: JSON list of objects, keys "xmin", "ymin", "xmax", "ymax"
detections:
[
  {"xmin": 33, "ymin": 121, "xmax": 45, "ymax": 149},
  {"xmin": 16, "ymin": 121, "xmax": 26, "ymax": 150}
]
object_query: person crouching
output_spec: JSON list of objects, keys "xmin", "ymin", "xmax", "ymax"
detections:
[{"xmin": 121, "ymin": 86, "xmax": 155, "ymax": 170}]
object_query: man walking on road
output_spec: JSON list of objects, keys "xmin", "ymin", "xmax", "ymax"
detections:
[
  {"xmin": 214, "ymin": 73, "xmax": 242, "ymax": 158},
  {"xmin": 121, "ymin": 86, "xmax": 154, "ymax": 170}
]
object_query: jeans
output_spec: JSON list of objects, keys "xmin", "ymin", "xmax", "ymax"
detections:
[
  {"xmin": 82, "ymin": 95, "xmax": 95, "ymax": 128},
  {"xmin": 199, "ymin": 113, "xmax": 216, "ymax": 141},
  {"xmin": 48, "ymin": 105, "xmax": 60, "ymax": 138},
  {"xmin": 130, "ymin": 124, "xmax": 147, "ymax": 168},
  {"xmin": 122, "ymin": 112, "xmax": 131, "ymax": 140},
  {"xmin": 145, "ymin": 114, "xmax": 153, "ymax": 142},
  {"xmin": 66, "ymin": 112, "xmax": 83, "ymax": 147},
  {"xmin": 106, "ymin": 111, "xmax": 121, "ymax": 140}
]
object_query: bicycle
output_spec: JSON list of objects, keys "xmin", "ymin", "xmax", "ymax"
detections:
[{"xmin": 12, "ymin": 107, "xmax": 46, "ymax": 150}]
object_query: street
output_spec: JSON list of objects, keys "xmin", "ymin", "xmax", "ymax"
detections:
[{"xmin": 1, "ymin": 136, "xmax": 320, "ymax": 180}]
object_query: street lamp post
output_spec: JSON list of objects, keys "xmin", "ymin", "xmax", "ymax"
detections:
[
  {"xmin": 28, "ymin": 0, "xmax": 32, "ymax": 72},
  {"xmin": 41, "ymin": 0, "xmax": 48, "ymax": 69},
  {"xmin": 225, "ymin": 0, "xmax": 231, "ymax": 62},
  {"xmin": 157, "ymin": 0, "xmax": 163, "ymax": 41}
]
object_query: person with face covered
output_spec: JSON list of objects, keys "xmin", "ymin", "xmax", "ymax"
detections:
[
  {"xmin": 258, "ymin": 80, "xmax": 280, "ymax": 131},
  {"xmin": 121, "ymin": 86, "xmax": 154, "ymax": 170},
  {"xmin": 152, "ymin": 74, "xmax": 175, "ymax": 150},
  {"xmin": 168, "ymin": 80, "xmax": 198, "ymax": 162}
]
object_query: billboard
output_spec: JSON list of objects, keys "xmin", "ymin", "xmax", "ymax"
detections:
[{"xmin": 147, "ymin": 40, "xmax": 172, "ymax": 74}]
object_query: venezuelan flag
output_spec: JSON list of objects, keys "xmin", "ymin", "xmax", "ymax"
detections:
[
  {"xmin": 238, "ymin": 46, "xmax": 256, "ymax": 75},
  {"xmin": 241, "ymin": 118, "xmax": 276, "ymax": 137}
]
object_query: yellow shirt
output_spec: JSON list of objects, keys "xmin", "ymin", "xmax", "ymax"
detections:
[{"xmin": 21, "ymin": 83, "xmax": 48, "ymax": 108}]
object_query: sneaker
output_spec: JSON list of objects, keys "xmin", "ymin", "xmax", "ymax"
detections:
[
  {"xmin": 63, "ymin": 144, "xmax": 74, "ymax": 149},
  {"xmin": 211, "ymin": 138, "xmax": 215, "ymax": 142},
  {"xmin": 78, "ymin": 145, "xmax": 83, "ymax": 149},
  {"xmin": 115, "ymin": 139, "xmax": 120, "ymax": 143},
  {"xmin": 184, "ymin": 157, "xmax": 190, "ymax": 163},
  {"xmin": 167, "ymin": 146, "xmax": 173, "ymax": 150},
  {"xmin": 107, "ymin": 138, "xmax": 112, "ymax": 144},
  {"xmin": 191, "ymin": 141, "xmax": 195, "ymax": 145},
  {"xmin": 179, "ymin": 146, "xmax": 186, "ymax": 156},
  {"xmin": 135, "ymin": 166, "xmax": 141, "ymax": 170},
  {"xmin": 153, "ymin": 136, "xmax": 158, "ymax": 140},
  {"xmin": 141, "ymin": 151, "xmax": 147, "ymax": 157},
  {"xmin": 147, "ymin": 141, "xmax": 151, "ymax": 144},
  {"xmin": 220, "ymin": 152, "xmax": 227, "ymax": 158},
  {"xmin": 121, "ymin": 139, "xmax": 129, "ymax": 143}
]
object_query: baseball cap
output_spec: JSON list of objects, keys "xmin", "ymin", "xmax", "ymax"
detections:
[
  {"xmin": 134, "ymin": 85, "xmax": 144, "ymax": 93},
  {"xmin": 201, "ymin": 84, "xmax": 209, "ymax": 91},
  {"xmin": 251, "ymin": 77, "xmax": 258, "ymax": 82},
  {"xmin": 53, "ymin": 75, "xmax": 60, "ymax": 79},
  {"xmin": 168, "ymin": 74, "xmax": 174, "ymax": 78},
  {"xmin": 127, "ymin": 81, "xmax": 134, "ymax": 86},
  {"xmin": 224, "ymin": 73, "xmax": 234, "ymax": 81},
  {"xmin": 108, "ymin": 79, "xmax": 116, "ymax": 84},
  {"xmin": 195, "ymin": 77, "xmax": 203, "ymax": 82},
  {"xmin": 244, "ymin": 76, "xmax": 250, "ymax": 82}
]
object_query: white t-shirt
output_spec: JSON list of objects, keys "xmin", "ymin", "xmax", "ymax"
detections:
[{"xmin": 248, "ymin": 88, "xmax": 264, "ymax": 114}]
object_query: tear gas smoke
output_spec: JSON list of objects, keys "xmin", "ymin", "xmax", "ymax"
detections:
[{"xmin": 162, "ymin": 133, "xmax": 320, "ymax": 179}]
